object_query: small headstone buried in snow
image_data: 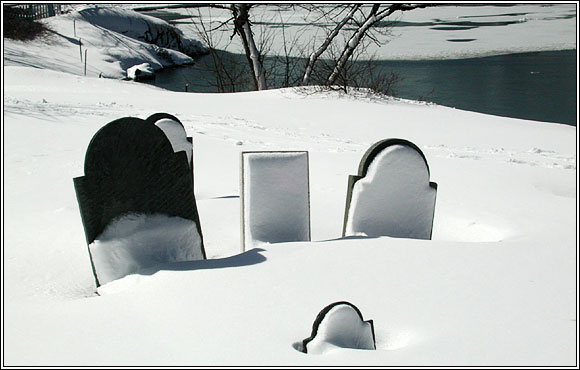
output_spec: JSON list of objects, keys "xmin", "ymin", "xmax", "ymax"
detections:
[
  {"xmin": 241, "ymin": 151, "xmax": 311, "ymax": 251},
  {"xmin": 343, "ymin": 138, "xmax": 437, "ymax": 240},
  {"xmin": 73, "ymin": 116, "xmax": 205, "ymax": 287},
  {"xmin": 127, "ymin": 63, "xmax": 155, "ymax": 81},
  {"xmin": 145, "ymin": 113, "xmax": 193, "ymax": 169},
  {"xmin": 301, "ymin": 301, "xmax": 376, "ymax": 355}
]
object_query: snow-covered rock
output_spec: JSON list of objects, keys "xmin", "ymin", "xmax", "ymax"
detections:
[{"xmin": 126, "ymin": 62, "xmax": 155, "ymax": 80}]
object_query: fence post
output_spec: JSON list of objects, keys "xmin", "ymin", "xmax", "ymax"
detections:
[
  {"xmin": 84, "ymin": 50, "xmax": 88, "ymax": 76},
  {"xmin": 79, "ymin": 39, "xmax": 83, "ymax": 62}
]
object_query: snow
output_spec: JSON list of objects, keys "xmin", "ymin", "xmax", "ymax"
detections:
[
  {"xmin": 2, "ymin": 3, "xmax": 578, "ymax": 367},
  {"xmin": 345, "ymin": 143, "xmax": 437, "ymax": 239},
  {"xmin": 126, "ymin": 62, "xmax": 154, "ymax": 80},
  {"xmin": 89, "ymin": 213, "xmax": 203, "ymax": 286},
  {"xmin": 3, "ymin": 6, "xmax": 206, "ymax": 79},
  {"xmin": 241, "ymin": 152, "xmax": 310, "ymax": 250},
  {"xmin": 153, "ymin": 118, "xmax": 193, "ymax": 166}
]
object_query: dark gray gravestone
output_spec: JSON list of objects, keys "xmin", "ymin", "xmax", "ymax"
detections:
[
  {"xmin": 145, "ymin": 113, "xmax": 194, "ymax": 169},
  {"xmin": 343, "ymin": 138, "xmax": 437, "ymax": 240},
  {"xmin": 301, "ymin": 301, "xmax": 376, "ymax": 354},
  {"xmin": 74, "ymin": 116, "xmax": 205, "ymax": 286}
]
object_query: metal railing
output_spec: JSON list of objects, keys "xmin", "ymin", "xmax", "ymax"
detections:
[{"xmin": 5, "ymin": 4, "xmax": 62, "ymax": 20}]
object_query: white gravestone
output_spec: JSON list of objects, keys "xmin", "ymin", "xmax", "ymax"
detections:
[
  {"xmin": 343, "ymin": 139, "xmax": 437, "ymax": 240},
  {"xmin": 241, "ymin": 151, "xmax": 311, "ymax": 251}
]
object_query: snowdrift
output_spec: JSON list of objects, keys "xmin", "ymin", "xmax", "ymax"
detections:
[{"xmin": 3, "ymin": 66, "xmax": 576, "ymax": 366}]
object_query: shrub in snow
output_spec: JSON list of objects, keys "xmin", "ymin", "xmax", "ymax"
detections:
[
  {"xmin": 241, "ymin": 151, "xmax": 310, "ymax": 251},
  {"xmin": 74, "ymin": 116, "xmax": 204, "ymax": 286},
  {"xmin": 126, "ymin": 63, "xmax": 155, "ymax": 81},
  {"xmin": 343, "ymin": 138, "xmax": 437, "ymax": 240},
  {"xmin": 146, "ymin": 113, "xmax": 193, "ymax": 168},
  {"xmin": 301, "ymin": 301, "xmax": 376, "ymax": 354}
]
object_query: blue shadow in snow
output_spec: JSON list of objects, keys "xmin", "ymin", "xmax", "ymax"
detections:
[
  {"xmin": 317, "ymin": 235, "xmax": 381, "ymax": 243},
  {"xmin": 138, "ymin": 248, "xmax": 266, "ymax": 275}
]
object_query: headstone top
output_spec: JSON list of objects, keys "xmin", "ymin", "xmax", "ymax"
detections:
[
  {"xmin": 357, "ymin": 138, "xmax": 431, "ymax": 179},
  {"xmin": 301, "ymin": 301, "xmax": 376, "ymax": 354},
  {"xmin": 84, "ymin": 117, "xmax": 175, "ymax": 177}
]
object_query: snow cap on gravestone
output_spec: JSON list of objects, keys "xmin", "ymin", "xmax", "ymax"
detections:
[
  {"xmin": 145, "ymin": 113, "xmax": 193, "ymax": 168},
  {"xmin": 301, "ymin": 301, "xmax": 376, "ymax": 355},
  {"xmin": 343, "ymin": 138, "xmax": 437, "ymax": 240}
]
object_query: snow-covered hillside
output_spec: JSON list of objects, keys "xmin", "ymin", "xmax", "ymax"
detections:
[
  {"xmin": 3, "ymin": 65, "xmax": 576, "ymax": 366},
  {"xmin": 3, "ymin": 7, "xmax": 206, "ymax": 78},
  {"xmin": 2, "ymin": 3, "xmax": 578, "ymax": 367}
]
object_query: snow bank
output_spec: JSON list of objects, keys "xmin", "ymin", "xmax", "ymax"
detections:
[
  {"xmin": 344, "ymin": 141, "xmax": 437, "ymax": 239},
  {"xmin": 3, "ymin": 6, "xmax": 206, "ymax": 79},
  {"xmin": 76, "ymin": 7, "xmax": 206, "ymax": 58},
  {"xmin": 89, "ymin": 213, "xmax": 203, "ymax": 286},
  {"xmin": 241, "ymin": 152, "xmax": 310, "ymax": 250}
]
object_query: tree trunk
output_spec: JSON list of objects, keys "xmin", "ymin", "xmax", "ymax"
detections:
[{"xmin": 233, "ymin": 4, "xmax": 267, "ymax": 90}]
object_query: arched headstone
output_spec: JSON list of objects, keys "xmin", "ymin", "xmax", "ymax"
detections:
[
  {"xmin": 73, "ymin": 116, "xmax": 205, "ymax": 286},
  {"xmin": 343, "ymin": 138, "xmax": 437, "ymax": 240},
  {"xmin": 145, "ymin": 113, "xmax": 194, "ymax": 169},
  {"xmin": 301, "ymin": 301, "xmax": 376, "ymax": 354},
  {"xmin": 241, "ymin": 151, "xmax": 311, "ymax": 251}
]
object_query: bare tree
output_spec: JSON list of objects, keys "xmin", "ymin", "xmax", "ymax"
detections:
[
  {"xmin": 188, "ymin": 3, "xmax": 433, "ymax": 93},
  {"xmin": 325, "ymin": 4, "xmax": 431, "ymax": 86}
]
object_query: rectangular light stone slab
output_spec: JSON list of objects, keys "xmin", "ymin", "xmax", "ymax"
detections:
[{"xmin": 241, "ymin": 151, "xmax": 311, "ymax": 251}]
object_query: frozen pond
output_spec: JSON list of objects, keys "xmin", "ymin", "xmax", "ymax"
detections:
[{"xmin": 138, "ymin": 4, "xmax": 577, "ymax": 125}]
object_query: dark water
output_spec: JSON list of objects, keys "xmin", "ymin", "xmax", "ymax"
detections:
[{"xmin": 142, "ymin": 49, "xmax": 577, "ymax": 126}]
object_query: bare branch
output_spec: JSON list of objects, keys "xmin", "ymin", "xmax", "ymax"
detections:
[{"xmin": 302, "ymin": 4, "xmax": 360, "ymax": 86}]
